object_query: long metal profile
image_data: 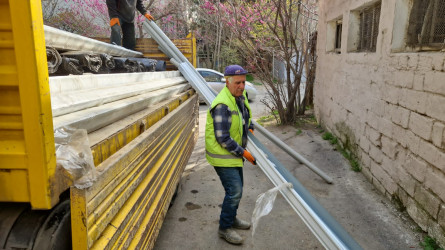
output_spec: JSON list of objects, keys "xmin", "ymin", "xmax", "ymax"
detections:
[
  {"xmin": 252, "ymin": 121, "xmax": 333, "ymax": 184},
  {"xmin": 247, "ymin": 135, "xmax": 362, "ymax": 250},
  {"xmin": 142, "ymin": 19, "xmax": 361, "ymax": 249},
  {"xmin": 44, "ymin": 25, "xmax": 143, "ymax": 58}
]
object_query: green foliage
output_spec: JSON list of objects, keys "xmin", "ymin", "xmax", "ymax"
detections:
[
  {"xmin": 246, "ymin": 74, "xmax": 254, "ymax": 81},
  {"xmin": 322, "ymin": 132, "xmax": 334, "ymax": 140},
  {"xmin": 220, "ymin": 45, "xmax": 243, "ymax": 68},
  {"xmin": 256, "ymin": 115, "xmax": 275, "ymax": 126},
  {"xmin": 294, "ymin": 115, "xmax": 318, "ymax": 128},
  {"xmin": 322, "ymin": 132, "xmax": 361, "ymax": 172},
  {"xmin": 350, "ymin": 159, "xmax": 361, "ymax": 172},
  {"xmin": 296, "ymin": 129, "xmax": 302, "ymax": 135},
  {"xmin": 421, "ymin": 236, "xmax": 443, "ymax": 250}
]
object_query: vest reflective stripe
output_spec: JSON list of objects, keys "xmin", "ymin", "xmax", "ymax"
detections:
[{"xmin": 206, "ymin": 150, "xmax": 240, "ymax": 160}]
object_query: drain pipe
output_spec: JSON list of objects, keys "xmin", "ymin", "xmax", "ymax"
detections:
[{"xmin": 253, "ymin": 121, "xmax": 333, "ymax": 184}]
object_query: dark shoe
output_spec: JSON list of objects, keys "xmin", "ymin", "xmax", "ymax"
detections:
[
  {"xmin": 233, "ymin": 218, "xmax": 251, "ymax": 230},
  {"xmin": 218, "ymin": 228, "xmax": 243, "ymax": 245}
]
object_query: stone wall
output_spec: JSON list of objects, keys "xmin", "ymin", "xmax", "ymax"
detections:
[{"xmin": 314, "ymin": 0, "xmax": 445, "ymax": 246}]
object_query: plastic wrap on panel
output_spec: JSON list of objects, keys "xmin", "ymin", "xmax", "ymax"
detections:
[
  {"xmin": 61, "ymin": 51, "xmax": 102, "ymax": 73},
  {"xmin": 54, "ymin": 127, "xmax": 97, "ymax": 189},
  {"xmin": 128, "ymin": 58, "xmax": 157, "ymax": 72},
  {"xmin": 155, "ymin": 60, "xmax": 167, "ymax": 71},
  {"xmin": 46, "ymin": 47, "xmax": 62, "ymax": 74}
]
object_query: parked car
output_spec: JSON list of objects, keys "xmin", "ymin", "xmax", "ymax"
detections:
[{"xmin": 196, "ymin": 68, "xmax": 258, "ymax": 101}]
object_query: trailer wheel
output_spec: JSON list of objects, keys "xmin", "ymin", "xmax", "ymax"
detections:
[{"xmin": 0, "ymin": 200, "xmax": 72, "ymax": 250}]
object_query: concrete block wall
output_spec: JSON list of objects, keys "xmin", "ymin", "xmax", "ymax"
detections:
[{"xmin": 315, "ymin": 0, "xmax": 445, "ymax": 246}]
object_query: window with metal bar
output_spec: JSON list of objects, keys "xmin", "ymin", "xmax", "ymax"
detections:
[
  {"xmin": 357, "ymin": 2, "xmax": 381, "ymax": 52},
  {"xmin": 407, "ymin": 0, "xmax": 445, "ymax": 48},
  {"xmin": 326, "ymin": 18, "xmax": 342, "ymax": 53},
  {"xmin": 335, "ymin": 21, "xmax": 342, "ymax": 52}
]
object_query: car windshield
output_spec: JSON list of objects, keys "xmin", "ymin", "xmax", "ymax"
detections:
[{"xmin": 198, "ymin": 71, "xmax": 223, "ymax": 82}]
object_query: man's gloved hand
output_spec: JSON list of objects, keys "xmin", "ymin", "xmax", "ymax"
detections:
[
  {"xmin": 243, "ymin": 150, "xmax": 256, "ymax": 165},
  {"xmin": 110, "ymin": 17, "xmax": 120, "ymax": 27},
  {"xmin": 249, "ymin": 129, "xmax": 254, "ymax": 135},
  {"xmin": 144, "ymin": 13, "xmax": 155, "ymax": 21}
]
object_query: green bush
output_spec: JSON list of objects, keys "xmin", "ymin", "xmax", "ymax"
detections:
[
  {"xmin": 322, "ymin": 132, "xmax": 334, "ymax": 140},
  {"xmin": 421, "ymin": 236, "xmax": 443, "ymax": 250}
]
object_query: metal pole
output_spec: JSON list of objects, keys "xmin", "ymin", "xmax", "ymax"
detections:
[
  {"xmin": 253, "ymin": 121, "xmax": 333, "ymax": 184},
  {"xmin": 142, "ymin": 19, "xmax": 360, "ymax": 249},
  {"xmin": 44, "ymin": 25, "xmax": 143, "ymax": 58},
  {"xmin": 247, "ymin": 134, "xmax": 361, "ymax": 250}
]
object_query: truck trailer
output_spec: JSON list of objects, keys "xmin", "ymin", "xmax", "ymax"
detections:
[{"xmin": 0, "ymin": 1, "xmax": 198, "ymax": 249}]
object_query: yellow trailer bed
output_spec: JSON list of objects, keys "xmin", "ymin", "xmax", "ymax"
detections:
[{"xmin": 0, "ymin": 1, "xmax": 198, "ymax": 249}]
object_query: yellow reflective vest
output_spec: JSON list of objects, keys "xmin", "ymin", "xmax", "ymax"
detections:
[{"xmin": 205, "ymin": 86, "xmax": 251, "ymax": 167}]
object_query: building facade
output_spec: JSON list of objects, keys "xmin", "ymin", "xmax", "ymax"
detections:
[{"xmin": 315, "ymin": 0, "xmax": 445, "ymax": 246}]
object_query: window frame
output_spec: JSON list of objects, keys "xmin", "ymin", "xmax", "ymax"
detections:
[
  {"xmin": 392, "ymin": 0, "xmax": 445, "ymax": 52},
  {"xmin": 347, "ymin": 1, "xmax": 382, "ymax": 53},
  {"xmin": 326, "ymin": 17, "xmax": 343, "ymax": 54},
  {"xmin": 357, "ymin": 2, "xmax": 381, "ymax": 52}
]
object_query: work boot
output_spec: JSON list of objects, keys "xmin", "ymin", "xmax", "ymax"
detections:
[
  {"xmin": 218, "ymin": 228, "xmax": 243, "ymax": 245},
  {"xmin": 233, "ymin": 217, "xmax": 251, "ymax": 230}
]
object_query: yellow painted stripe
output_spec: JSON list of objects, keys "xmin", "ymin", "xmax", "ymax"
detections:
[
  {"xmin": 133, "ymin": 130, "xmax": 195, "ymax": 249},
  {"xmin": 110, "ymin": 119, "xmax": 195, "ymax": 248},
  {"xmin": 86, "ymin": 103, "xmax": 193, "ymax": 242},
  {"xmin": 0, "ymin": 40, "xmax": 13, "ymax": 48},
  {"xmin": 94, "ymin": 118, "xmax": 194, "ymax": 249},
  {"xmin": 140, "ymin": 133, "xmax": 195, "ymax": 249},
  {"xmin": 0, "ymin": 170, "xmax": 30, "ymax": 201},
  {"xmin": 0, "ymin": 66, "xmax": 18, "ymax": 86},
  {"xmin": 91, "ymin": 90, "xmax": 193, "ymax": 166},
  {"xmin": 0, "ymin": 154, "xmax": 26, "ymax": 169},
  {"xmin": 0, "ymin": 23, "xmax": 12, "ymax": 30},
  {"xmin": 86, "ymin": 97, "xmax": 193, "ymax": 203},
  {"xmin": 0, "ymin": 106, "xmax": 21, "ymax": 114},
  {"xmin": 70, "ymin": 95, "xmax": 198, "ymax": 249}
]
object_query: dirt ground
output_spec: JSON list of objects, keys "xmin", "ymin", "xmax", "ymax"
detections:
[{"xmin": 154, "ymin": 85, "xmax": 424, "ymax": 249}]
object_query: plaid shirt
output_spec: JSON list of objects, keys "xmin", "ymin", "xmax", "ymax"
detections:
[{"xmin": 210, "ymin": 95, "xmax": 254, "ymax": 157}]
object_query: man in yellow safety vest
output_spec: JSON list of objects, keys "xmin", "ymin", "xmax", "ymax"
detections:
[{"xmin": 205, "ymin": 65, "xmax": 257, "ymax": 245}]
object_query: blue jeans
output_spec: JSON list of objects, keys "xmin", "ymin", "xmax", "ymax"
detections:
[{"xmin": 214, "ymin": 167, "xmax": 244, "ymax": 229}]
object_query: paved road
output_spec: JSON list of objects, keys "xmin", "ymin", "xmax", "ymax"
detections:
[{"xmin": 154, "ymin": 85, "xmax": 422, "ymax": 249}]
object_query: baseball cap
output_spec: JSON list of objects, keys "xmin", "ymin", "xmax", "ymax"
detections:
[{"xmin": 224, "ymin": 65, "xmax": 248, "ymax": 76}]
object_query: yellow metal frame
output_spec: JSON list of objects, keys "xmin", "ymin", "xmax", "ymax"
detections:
[
  {"xmin": 186, "ymin": 32, "xmax": 197, "ymax": 68},
  {"xmin": 0, "ymin": 0, "xmax": 56, "ymax": 209},
  {"xmin": 71, "ymin": 95, "xmax": 199, "ymax": 249},
  {"xmin": 91, "ymin": 90, "xmax": 194, "ymax": 166}
]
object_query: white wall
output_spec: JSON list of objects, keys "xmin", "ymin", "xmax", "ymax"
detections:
[{"xmin": 315, "ymin": 0, "xmax": 445, "ymax": 246}]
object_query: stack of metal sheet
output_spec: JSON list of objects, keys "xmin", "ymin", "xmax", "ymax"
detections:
[{"xmin": 50, "ymin": 71, "xmax": 190, "ymax": 133}]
